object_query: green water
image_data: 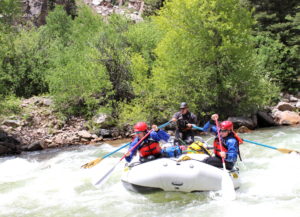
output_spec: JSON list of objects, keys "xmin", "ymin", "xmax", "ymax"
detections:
[{"xmin": 0, "ymin": 126, "xmax": 299, "ymax": 217}]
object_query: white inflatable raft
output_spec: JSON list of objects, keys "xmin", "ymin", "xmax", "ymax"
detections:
[{"xmin": 121, "ymin": 154, "xmax": 240, "ymax": 193}]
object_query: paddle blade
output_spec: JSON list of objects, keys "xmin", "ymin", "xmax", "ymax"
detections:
[
  {"xmin": 221, "ymin": 170, "xmax": 236, "ymax": 201},
  {"xmin": 277, "ymin": 148, "xmax": 300, "ymax": 154},
  {"xmin": 81, "ymin": 158, "xmax": 102, "ymax": 169},
  {"xmin": 95, "ymin": 161, "xmax": 119, "ymax": 186}
]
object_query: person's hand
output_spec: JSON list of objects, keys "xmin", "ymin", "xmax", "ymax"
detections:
[
  {"xmin": 220, "ymin": 151, "xmax": 226, "ymax": 158},
  {"xmin": 125, "ymin": 152, "xmax": 131, "ymax": 157},
  {"xmin": 211, "ymin": 114, "xmax": 219, "ymax": 121},
  {"xmin": 152, "ymin": 124, "xmax": 158, "ymax": 131},
  {"xmin": 172, "ymin": 117, "xmax": 177, "ymax": 122},
  {"xmin": 186, "ymin": 123, "xmax": 192, "ymax": 128}
]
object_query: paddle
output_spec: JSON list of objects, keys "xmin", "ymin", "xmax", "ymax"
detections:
[
  {"xmin": 95, "ymin": 129, "xmax": 153, "ymax": 186},
  {"xmin": 94, "ymin": 120, "xmax": 172, "ymax": 185},
  {"xmin": 192, "ymin": 124, "xmax": 299, "ymax": 155},
  {"xmin": 82, "ymin": 121, "xmax": 172, "ymax": 169},
  {"xmin": 192, "ymin": 125, "xmax": 204, "ymax": 131},
  {"xmin": 243, "ymin": 139, "xmax": 300, "ymax": 155},
  {"xmin": 215, "ymin": 119, "xmax": 236, "ymax": 200},
  {"xmin": 81, "ymin": 142, "xmax": 130, "ymax": 169}
]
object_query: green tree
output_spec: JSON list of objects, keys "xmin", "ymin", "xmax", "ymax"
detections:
[
  {"xmin": 96, "ymin": 15, "xmax": 134, "ymax": 104},
  {"xmin": 118, "ymin": 20, "xmax": 164, "ymax": 124},
  {"xmin": 121, "ymin": 0, "xmax": 278, "ymax": 124},
  {"xmin": 0, "ymin": 28, "xmax": 49, "ymax": 98},
  {"xmin": 0, "ymin": 0, "xmax": 21, "ymax": 26},
  {"xmin": 45, "ymin": 6, "xmax": 113, "ymax": 117},
  {"xmin": 248, "ymin": 0, "xmax": 300, "ymax": 92}
]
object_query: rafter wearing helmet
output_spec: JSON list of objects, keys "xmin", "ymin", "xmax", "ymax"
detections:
[
  {"xmin": 125, "ymin": 122, "xmax": 170, "ymax": 163},
  {"xmin": 200, "ymin": 114, "xmax": 242, "ymax": 170}
]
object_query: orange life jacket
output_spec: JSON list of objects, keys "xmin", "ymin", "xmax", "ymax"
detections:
[
  {"xmin": 213, "ymin": 132, "xmax": 242, "ymax": 159},
  {"xmin": 213, "ymin": 138, "xmax": 227, "ymax": 158},
  {"xmin": 138, "ymin": 139, "xmax": 161, "ymax": 157}
]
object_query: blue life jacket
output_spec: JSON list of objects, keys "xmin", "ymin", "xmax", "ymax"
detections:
[{"xmin": 161, "ymin": 146, "xmax": 182, "ymax": 158}]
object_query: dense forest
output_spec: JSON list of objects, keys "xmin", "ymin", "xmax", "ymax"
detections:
[{"xmin": 0, "ymin": 0, "xmax": 299, "ymax": 126}]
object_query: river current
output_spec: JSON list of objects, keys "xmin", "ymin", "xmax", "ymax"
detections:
[{"xmin": 1, "ymin": 126, "xmax": 299, "ymax": 217}]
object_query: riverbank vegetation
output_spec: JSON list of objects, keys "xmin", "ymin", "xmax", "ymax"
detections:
[{"xmin": 0, "ymin": 0, "xmax": 299, "ymax": 126}]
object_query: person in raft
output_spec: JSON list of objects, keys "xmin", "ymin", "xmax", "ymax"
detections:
[
  {"xmin": 125, "ymin": 122, "xmax": 170, "ymax": 163},
  {"xmin": 201, "ymin": 114, "xmax": 242, "ymax": 170},
  {"xmin": 172, "ymin": 102, "xmax": 198, "ymax": 146}
]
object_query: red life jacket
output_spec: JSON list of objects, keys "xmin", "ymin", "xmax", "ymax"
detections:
[
  {"xmin": 213, "ymin": 138, "xmax": 227, "ymax": 158},
  {"xmin": 213, "ymin": 132, "xmax": 242, "ymax": 159},
  {"xmin": 138, "ymin": 139, "xmax": 161, "ymax": 157}
]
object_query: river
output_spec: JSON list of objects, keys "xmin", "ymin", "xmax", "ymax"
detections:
[{"xmin": 1, "ymin": 126, "xmax": 299, "ymax": 217}]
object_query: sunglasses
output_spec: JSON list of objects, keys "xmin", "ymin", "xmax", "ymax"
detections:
[
  {"xmin": 220, "ymin": 129, "xmax": 230, "ymax": 133},
  {"xmin": 135, "ymin": 131, "xmax": 144, "ymax": 134}
]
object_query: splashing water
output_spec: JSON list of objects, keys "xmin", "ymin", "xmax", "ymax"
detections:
[{"xmin": 0, "ymin": 126, "xmax": 299, "ymax": 217}]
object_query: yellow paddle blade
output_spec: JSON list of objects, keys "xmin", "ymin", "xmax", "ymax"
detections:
[
  {"xmin": 277, "ymin": 148, "xmax": 300, "ymax": 154},
  {"xmin": 81, "ymin": 158, "xmax": 103, "ymax": 169}
]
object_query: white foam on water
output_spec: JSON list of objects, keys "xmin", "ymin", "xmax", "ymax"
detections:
[{"xmin": 0, "ymin": 126, "xmax": 299, "ymax": 217}]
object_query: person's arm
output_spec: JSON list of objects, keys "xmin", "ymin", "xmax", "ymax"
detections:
[
  {"xmin": 225, "ymin": 138, "xmax": 238, "ymax": 162},
  {"xmin": 150, "ymin": 129, "xmax": 170, "ymax": 142},
  {"xmin": 202, "ymin": 114, "xmax": 219, "ymax": 134},
  {"xmin": 172, "ymin": 112, "xmax": 179, "ymax": 122},
  {"xmin": 191, "ymin": 113, "xmax": 198, "ymax": 125},
  {"xmin": 125, "ymin": 137, "xmax": 139, "ymax": 163},
  {"xmin": 187, "ymin": 113, "xmax": 198, "ymax": 128},
  {"xmin": 202, "ymin": 120, "xmax": 218, "ymax": 135}
]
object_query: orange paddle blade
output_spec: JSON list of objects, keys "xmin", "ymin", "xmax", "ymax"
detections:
[
  {"xmin": 277, "ymin": 148, "xmax": 300, "ymax": 154},
  {"xmin": 81, "ymin": 158, "xmax": 103, "ymax": 169}
]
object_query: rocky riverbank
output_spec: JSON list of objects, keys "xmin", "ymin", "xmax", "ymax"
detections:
[
  {"xmin": 1, "ymin": 94, "xmax": 300, "ymax": 156},
  {"xmin": 231, "ymin": 93, "xmax": 300, "ymax": 132},
  {"xmin": 0, "ymin": 97, "xmax": 131, "ymax": 156}
]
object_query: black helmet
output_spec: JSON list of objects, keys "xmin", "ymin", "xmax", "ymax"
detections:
[{"xmin": 179, "ymin": 102, "xmax": 188, "ymax": 109}]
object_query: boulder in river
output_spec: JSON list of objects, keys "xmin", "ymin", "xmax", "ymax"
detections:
[
  {"xmin": 272, "ymin": 110, "xmax": 300, "ymax": 125},
  {"xmin": 257, "ymin": 111, "xmax": 277, "ymax": 127},
  {"xmin": 0, "ymin": 129, "xmax": 22, "ymax": 156},
  {"xmin": 227, "ymin": 117, "xmax": 257, "ymax": 129},
  {"xmin": 275, "ymin": 102, "xmax": 295, "ymax": 111}
]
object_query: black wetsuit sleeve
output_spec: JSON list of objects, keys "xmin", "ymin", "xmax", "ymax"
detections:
[
  {"xmin": 172, "ymin": 112, "xmax": 180, "ymax": 119},
  {"xmin": 190, "ymin": 113, "xmax": 198, "ymax": 125}
]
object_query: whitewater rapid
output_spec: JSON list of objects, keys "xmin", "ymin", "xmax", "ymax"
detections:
[{"xmin": 0, "ymin": 126, "xmax": 299, "ymax": 217}]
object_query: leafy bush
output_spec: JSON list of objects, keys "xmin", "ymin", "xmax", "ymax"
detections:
[
  {"xmin": 0, "ymin": 95, "xmax": 21, "ymax": 116},
  {"xmin": 45, "ymin": 6, "xmax": 113, "ymax": 118}
]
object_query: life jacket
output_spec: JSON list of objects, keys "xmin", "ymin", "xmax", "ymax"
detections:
[
  {"xmin": 187, "ymin": 141, "xmax": 212, "ymax": 156},
  {"xmin": 138, "ymin": 138, "xmax": 161, "ymax": 158},
  {"xmin": 178, "ymin": 119, "xmax": 189, "ymax": 130},
  {"xmin": 213, "ymin": 132, "xmax": 242, "ymax": 160},
  {"xmin": 161, "ymin": 146, "xmax": 182, "ymax": 158}
]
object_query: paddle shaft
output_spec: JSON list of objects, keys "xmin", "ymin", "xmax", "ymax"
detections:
[
  {"xmin": 215, "ymin": 119, "xmax": 236, "ymax": 200},
  {"xmin": 243, "ymin": 139, "xmax": 277, "ymax": 150},
  {"xmin": 95, "ymin": 129, "xmax": 153, "ymax": 185},
  {"xmin": 193, "ymin": 125, "xmax": 298, "ymax": 155},
  {"xmin": 95, "ymin": 121, "xmax": 173, "ymax": 184},
  {"xmin": 84, "ymin": 121, "xmax": 172, "ymax": 168},
  {"xmin": 102, "ymin": 121, "xmax": 171, "ymax": 161},
  {"xmin": 103, "ymin": 121, "xmax": 171, "ymax": 159},
  {"xmin": 192, "ymin": 125, "xmax": 204, "ymax": 131},
  {"xmin": 243, "ymin": 138, "xmax": 299, "ymax": 154},
  {"xmin": 121, "ymin": 129, "xmax": 153, "ymax": 161},
  {"xmin": 215, "ymin": 119, "xmax": 226, "ymax": 168},
  {"xmin": 103, "ymin": 142, "xmax": 131, "ymax": 159},
  {"xmin": 121, "ymin": 120, "xmax": 172, "ymax": 160}
]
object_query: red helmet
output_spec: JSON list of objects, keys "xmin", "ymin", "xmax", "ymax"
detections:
[
  {"xmin": 134, "ymin": 122, "xmax": 148, "ymax": 132},
  {"xmin": 220, "ymin": 121, "xmax": 233, "ymax": 131}
]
